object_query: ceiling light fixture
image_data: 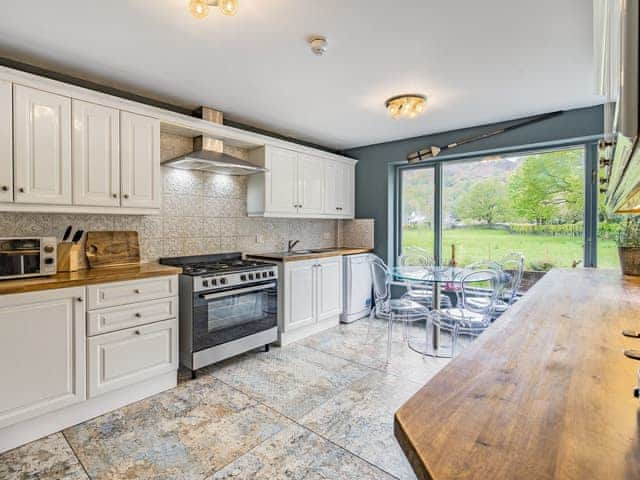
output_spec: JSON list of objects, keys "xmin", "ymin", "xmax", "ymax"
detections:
[
  {"xmin": 385, "ymin": 94, "xmax": 427, "ymax": 120},
  {"xmin": 189, "ymin": 0, "xmax": 238, "ymax": 19}
]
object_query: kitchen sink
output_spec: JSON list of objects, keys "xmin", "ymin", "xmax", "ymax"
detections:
[{"xmin": 283, "ymin": 248, "xmax": 338, "ymax": 255}]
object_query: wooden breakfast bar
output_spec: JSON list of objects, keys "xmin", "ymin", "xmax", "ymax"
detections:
[{"xmin": 395, "ymin": 269, "xmax": 640, "ymax": 480}]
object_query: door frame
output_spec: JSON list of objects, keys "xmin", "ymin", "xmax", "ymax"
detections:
[{"xmin": 394, "ymin": 141, "xmax": 600, "ymax": 268}]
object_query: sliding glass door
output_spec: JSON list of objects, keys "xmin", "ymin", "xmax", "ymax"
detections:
[{"xmin": 397, "ymin": 145, "xmax": 617, "ymax": 271}]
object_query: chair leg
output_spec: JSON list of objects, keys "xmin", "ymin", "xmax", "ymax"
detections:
[
  {"xmin": 366, "ymin": 308, "xmax": 375, "ymax": 342},
  {"xmin": 386, "ymin": 313, "xmax": 394, "ymax": 364},
  {"xmin": 452, "ymin": 323, "xmax": 459, "ymax": 357}
]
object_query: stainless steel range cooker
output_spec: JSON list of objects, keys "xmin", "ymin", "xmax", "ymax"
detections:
[{"xmin": 159, "ymin": 252, "xmax": 278, "ymax": 377}]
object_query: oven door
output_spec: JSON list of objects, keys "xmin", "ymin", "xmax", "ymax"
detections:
[{"xmin": 193, "ymin": 280, "xmax": 278, "ymax": 352}]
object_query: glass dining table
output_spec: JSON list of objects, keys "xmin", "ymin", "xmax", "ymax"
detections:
[{"xmin": 392, "ymin": 266, "xmax": 493, "ymax": 358}]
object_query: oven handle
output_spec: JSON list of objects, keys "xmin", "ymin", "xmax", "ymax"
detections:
[{"xmin": 199, "ymin": 282, "xmax": 277, "ymax": 300}]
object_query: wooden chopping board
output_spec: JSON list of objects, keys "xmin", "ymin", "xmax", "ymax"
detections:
[{"xmin": 85, "ymin": 231, "xmax": 141, "ymax": 268}]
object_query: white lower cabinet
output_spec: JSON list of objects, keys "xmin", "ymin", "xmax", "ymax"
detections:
[
  {"xmin": 0, "ymin": 275, "xmax": 179, "ymax": 453},
  {"xmin": 0, "ymin": 287, "xmax": 86, "ymax": 429},
  {"xmin": 281, "ymin": 256, "xmax": 343, "ymax": 345},
  {"xmin": 88, "ymin": 318, "xmax": 178, "ymax": 398}
]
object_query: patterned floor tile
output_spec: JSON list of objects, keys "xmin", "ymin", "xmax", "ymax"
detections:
[
  {"xmin": 208, "ymin": 343, "xmax": 372, "ymax": 419},
  {"xmin": 0, "ymin": 433, "xmax": 88, "ymax": 480},
  {"xmin": 63, "ymin": 375, "xmax": 292, "ymax": 480},
  {"xmin": 211, "ymin": 424, "xmax": 394, "ymax": 480},
  {"xmin": 300, "ymin": 372, "xmax": 423, "ymax": 479},
  {"xmin": 300, "ymin": 317, "xmax": 457, "ymax": 384}
]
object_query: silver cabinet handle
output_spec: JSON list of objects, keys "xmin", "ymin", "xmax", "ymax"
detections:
[
  {"xmin": 76, "ymin": 297, "xmax": 83, "ymax": 302},
  {"xmin": 19, "ymin": 188, "xmax": 24, "ymax": 193},
  {"xmin": 112, "ymin": 193, "xmax": 118, "ymax": 198},
  {"xmin": 134, "ymin": 289, "xmax": 141, "ymax": 294},
  {"xmin": 123, "ymin": 194, "xmax": 129, "ymax": 199},
  {"xmin": 135, "ymin": 313, "xmax": 142, "ymax": 318},
  {"xmin": 134, "ymin": 330, "xmax": 141, "ymax": 335},
  {"xmin": 1, "ymin": 186, "xmax": 8, "ymax": 192},
  {"xmin": 200, "ymin": 282, "xmax": 276, "ymax": 300}
]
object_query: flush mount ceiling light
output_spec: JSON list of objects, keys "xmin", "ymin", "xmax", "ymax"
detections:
[
  {"xmin": 385, "ymin": 94, "xmax": 427, "ymax": 120},
  {"xmin": 189, "ymin": 0, "xmax": 238, "ymax": 19}
]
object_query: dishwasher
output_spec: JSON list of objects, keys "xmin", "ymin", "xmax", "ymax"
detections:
[{"xmin": 341, "ymin": 253, "xmax": 374, "ymax": 323}]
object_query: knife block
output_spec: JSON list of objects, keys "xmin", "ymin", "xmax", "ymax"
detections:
[{"xmin": 57, "ymin": 242, "xmax": 87, "ymax": 272}]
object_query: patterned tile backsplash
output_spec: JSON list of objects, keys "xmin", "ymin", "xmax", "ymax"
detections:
[
  {"xmin": 338, "ymin": 219, "xmax": 375, "ymax": 249},
  {"xmin": 0, "ymin": 133, "xmax": 372, "ymax": 263}
]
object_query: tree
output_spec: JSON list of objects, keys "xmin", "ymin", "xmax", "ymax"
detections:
[
  {"xmin": 508, "ymin": 150, "xmax": 584, "ymax": 224},
  {"xmin": 455, "ymin": 178, "xmax": 509, "ymax": 224}
]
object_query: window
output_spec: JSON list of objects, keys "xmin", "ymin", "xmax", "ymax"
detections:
[
  {"xmin": 400, "ymin": 167, "xmax": 435, "ymax": 258},
  {"xmin": 398, "ymin": 145, "xmax": 616, "ymax": 271}
]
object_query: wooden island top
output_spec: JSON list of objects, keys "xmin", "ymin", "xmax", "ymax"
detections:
[
  {"xmin": 395, "ymin": 269, "xmax": 640, "ymax": 480},
  {"xmin": 0, "ymin": 263, "xmax": 182, "ymax": 295}
]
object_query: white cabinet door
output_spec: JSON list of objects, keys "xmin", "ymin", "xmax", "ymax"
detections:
[
  {"xmin": 0, "ymin": 287, "xmax": 85, "ymax": 428},
  {"xmin": 339, "ymin": 162, "xmax": 355, "ymax": 218},
  {"xmin": 13, "ymin": 85, "xmax": 72, "ymax": 205},
  {"xmin": 266, "ymin": 146, "xmax": 298, "ymax": 215},
  {"xmin": 285, "ymin": 261, "xmax": 315, "ymax": 330},
  {"xmin": 322, "ymin": 160, "xmax": 339, "ymax": 215},
  {"xmin": 72, "ymin": 100, "xmax": 120, "ymax": 207},
  {"xmin": 88, "ymin": 318, "xmax": 177, "ymax": 398},
  {"xmin": 120, "ymin": 111, "xmax": 160, "ymax": 209},
  {"xmin": 315, "ymin": 257, "xmax": 342, "ymax": 322},
  {"xmin": 297, "ymin": 153, "xmax": 324, "ymax": 215},
  {"xmin": 0, "ymin": 80, "xmax": 12, "ymax": 203}
]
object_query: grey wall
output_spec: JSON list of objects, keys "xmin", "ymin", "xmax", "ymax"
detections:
[{"xmin": 343, "ymin": 105, "xmax": 604, "ymax": 263}]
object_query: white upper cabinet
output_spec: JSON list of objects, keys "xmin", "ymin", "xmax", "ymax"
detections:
[
  {"xmin": 297, "ymin": 153, "xmax": 324, "ymax": 214},
  {"xmin": 339, "ymin": 161, "xmax": 355, "ymax": 217},
  {"xmin": 72, "ymin": 100, "xmax": 120, "ymax": 207},
  {"xmin": 13, "ymin": 85, "xmax": 72, "ymax": 205},
  {"xmin": 265, "ymin": 146, "xmax": 298, "ymax": 215},
  {"xmin": 248, "ymin": 145, "xmax": 355, "ymax": 219},
  {"xmin": 323, "ymin": 160, "xmax": 355, "ymax": 218},
  {"xmin": 120, "ymin": 111, "xmax": 161, "ymax": 209},
  {"xmin": 0, "ymin": 80, "xmax": 11, "ymax": 203}
]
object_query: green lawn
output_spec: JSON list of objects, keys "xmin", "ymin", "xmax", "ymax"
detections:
[{"xmin": 402, "ymin": 227, "xmax": 620, "ymax": 271}]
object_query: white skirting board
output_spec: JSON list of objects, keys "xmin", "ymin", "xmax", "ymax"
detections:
[{"xmin": 0, "ymin": 371, "xmax": 176, "ymax": 454}]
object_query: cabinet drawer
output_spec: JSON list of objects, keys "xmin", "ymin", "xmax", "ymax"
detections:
[
  {"xmin": 87, "ymin": 297, "xmax": 178, "ymax": 336},
  {"xmin": 87, "ymin": 318, "xmax": 177, "ymax": 398},
  {"xmin": 87, "ymin": 275, "xmax": 178, "ymax": 310}
]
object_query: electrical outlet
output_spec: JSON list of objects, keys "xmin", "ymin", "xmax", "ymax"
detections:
[{"xmin": 256, "ymin": 234, "xmax": 264, "ymax": 243}]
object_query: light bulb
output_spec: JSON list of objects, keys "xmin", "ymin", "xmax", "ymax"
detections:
[
  {"xmin": 219, "ymin": 0, "xmax": 238, "ymax": 16},
  {"xmin": 189, "ymin": 0, "xmax": 210, "ymax": 19}
]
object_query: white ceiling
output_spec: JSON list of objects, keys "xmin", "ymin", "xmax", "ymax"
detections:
[{"xmin": 0, "ymin": 0, "xmax": 603, "ymax": 150}]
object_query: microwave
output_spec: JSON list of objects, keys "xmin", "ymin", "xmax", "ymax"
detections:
[{"xmin": 0, "ymin": 237, "xmax": 57, "ymax": 280}]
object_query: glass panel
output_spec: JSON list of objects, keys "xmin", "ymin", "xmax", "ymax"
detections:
[
  {"xmin": 598, "ymin": 191, "xmax": 622, "ymax": 270},
  {"xmin": 193, "ymin": 286, "xmax": 278, "ymax": 351},
  {"xmin": 400, "ymin": 167, "xmax": 435, "ymax": 259},
  {"xmin": 442, "ymin": 148, "xmax": 586, "ymax": 272}
]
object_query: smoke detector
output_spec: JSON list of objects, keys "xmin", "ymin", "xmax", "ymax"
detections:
[{"xmin": 310, "ymin": 36, "xmax": 328, "ymax": 56}]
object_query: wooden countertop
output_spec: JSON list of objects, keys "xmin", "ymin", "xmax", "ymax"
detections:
[
  {"xmin": 248, "ymin": 247, "xmax": 373, "ymax": 262},
  {"xmin": 0, "ymin": 263, "xmax": 182, "ymax": 295},
  {"xmin": 395, "ymin": 269, "xmax": 640, "ymax": 480}
]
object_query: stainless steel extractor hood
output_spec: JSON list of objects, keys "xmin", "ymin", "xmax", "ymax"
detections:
[{"xmin": 162, "ymin": 107, "xmax": 266, "ymax": 176}]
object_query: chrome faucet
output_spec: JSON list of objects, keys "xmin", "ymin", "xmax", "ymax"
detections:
[{"xmin": 288, "ymin": 240, "xmax": 300, "ymax": 252}]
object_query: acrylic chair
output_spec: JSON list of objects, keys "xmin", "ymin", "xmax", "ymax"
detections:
[
  {"xmin": 495, "ymin": 252, "xmax": 525, "ymax": 313},
  {"xmin": 437, "ymin": 269, "xmax": 500, "ymax": 356},
  {"xmin": 399, "ymin": 254, "xmax": 452, "ymax": 309},
  {"xmin": 369, "ymin": 257, "xmax": 430, "ymax": 364}
]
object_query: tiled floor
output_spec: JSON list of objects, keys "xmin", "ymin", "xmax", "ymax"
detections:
[{"xmin": 0, "ymin": 317, "xmax": 460, "ymax": 480}]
